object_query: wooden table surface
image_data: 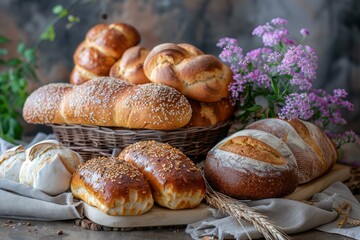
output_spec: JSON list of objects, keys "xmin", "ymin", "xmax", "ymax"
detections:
[{"xmin": 0, "ymin": 218, "xmax": 356, "ymax": 240}]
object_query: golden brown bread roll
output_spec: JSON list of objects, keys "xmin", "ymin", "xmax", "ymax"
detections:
[
  {"xmin": 205, "ymin": 129, "xmax": 299, "ymax": 200},
  {"xmin": 246, "ymin": 118, "xmax": 337, "ymax": 183},
  {"xmin": 71, "ymin": 157, "xmax": 154, "ymax": 216},
  {"xmin": 187, "ymin": 98, "xmax": 235, "ymax": 127},
  {"xmin": 143, "ymin": 43, "xmax": 233, "ymax": 102},
  {"xmin": 109, "ymin": 46, "xmax": 151, "ymax": 84},
  {"xmin": 22, "ymin": 77, "xmax": 192, "ymax": 130},
  {"xmin": 70, "ymin": 23, "xmax": 141, "ymax": 85},
  {"xmin": 119, "ymin": 140, "xmax": 206, "ymax": 210}
]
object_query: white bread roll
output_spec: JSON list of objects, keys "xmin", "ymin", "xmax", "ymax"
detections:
[
  {"xmin": 0, "ymin": 145, "xmax": 26, "ymax": 182},
  {"xmin": 19, "ymin": 140, "xmax": 84, "ymax": 195},
  {"xmin": 205, "ymin": 129, "xmax": 299, "ymax": 200}
]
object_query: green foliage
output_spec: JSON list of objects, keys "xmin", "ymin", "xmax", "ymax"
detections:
[
  {"xmin": 0, "ymin": 36, "xmax": 38, "ymax": 143},
  {"xmin": 1, "ymin": 3, "xmax": 81, "ymax": 143}
]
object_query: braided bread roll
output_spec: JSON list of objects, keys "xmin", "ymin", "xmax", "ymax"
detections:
[
  {"xmin": 143, "ymin": 43, "xmax": 233, "ymax": 102},
  {"xmin": 23, "ymin": 77, "xmax": 192, "ymax": 130},
  {"xmin": 110, "ymin": 46, "xmax": 151, "ymax": 84},
  {"xmin": 70, "ymin": 23, "xmax": 141, "ymax": 85}
]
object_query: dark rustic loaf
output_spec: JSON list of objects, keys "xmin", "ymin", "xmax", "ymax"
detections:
[
  {"xmin": 246, "ymin": 118, "xmax": 337, "ymax": 183},
  {"xmin": 205, "ymin": 129, "xmax": 299, "ymax": 200}
]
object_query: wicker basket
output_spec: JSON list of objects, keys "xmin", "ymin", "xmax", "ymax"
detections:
[{"xmin": 50, "ymin": 120, "xmax": 233, "ymax": 162}]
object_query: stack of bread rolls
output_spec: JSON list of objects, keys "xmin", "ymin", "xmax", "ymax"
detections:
[
  {"xmin": 71, "ymin": 140, "xmax": 206, "ymax": 216},
  {"xmin": 58, "ymin": 22, "xmax": 234, "ymax": 128},
  {"xmin": 70, "ymin": 23, "xmax": 141, "ymax": 85},
  {"xmin": 204, "ymin": 118, "xmax": 337, "ymax": 200}
]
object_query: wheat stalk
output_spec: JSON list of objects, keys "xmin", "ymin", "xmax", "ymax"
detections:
[{"xmin": 205, "ymin": 181, "xmax": 290, "ymax": 240}]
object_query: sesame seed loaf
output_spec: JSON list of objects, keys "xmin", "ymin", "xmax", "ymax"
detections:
[
  {"xmin": 109, "ymin": 46, "xmax": 151, "ymax": 84},
  {"xmin": 204, "ymin": 129, "xmax": 299, "ymax": 200},
  {"xmin": 71, "ymin": 157, "xmax": 154, "ymax": 216},
  {"xmin": 245, "ymin": 118, "xmax": 337, "ymax": 184},
  {"xmin": 70, "ymin": 22, "xmax": 141, "ymax": 85},
  {"xmin": 143, "ymin": 43, "xmax": 233, "ymax": 102},
  {"xmin": 22, "ymin": 77, "xmax": 192, "ymax": 130},
  {"xmin": 118, "ymin": 140, "xmax": 206, "ymax": 210}
]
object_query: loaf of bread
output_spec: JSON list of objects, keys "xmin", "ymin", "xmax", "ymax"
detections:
[
  {"xmin": 19, "ymin": 140, "xmax": 84, "ymax": 195},
  {"xmin": 143, "ymin": 43, "xmax": 233, "ymax": 102},
  {"xmin": 110, "ymin": 46, "xmax": 151, "ymax": 84},
  {"xmin": 187, "ymin": 98, "xmax": 235, "ymax": 127},
  {"xmin": 205, "ymin": 129, "xmax": 299, "ymax": 200},
  {"xmin": 70, "ymin": 23, "xmax": 141, "ymax": 85},
  {"xmin": 23, "ymin": 77, "xmax": 192, "ymax": 130},
  {"xmin": 119, "ymin": 140, "xmax": 206, "ymax": 210},
  {"xmin": 0, "ymin": 145, "xmax": 26, "ymax": 182},
  {"xmin": 71, "ymin": 157, "xmax": 154, "ymax": 216},
  {"xmin": 246, "ymin": 118, "xmax": 337, "ymax": 184}
]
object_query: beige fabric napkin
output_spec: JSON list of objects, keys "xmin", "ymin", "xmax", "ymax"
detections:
[
  {"xmin": 0, "ymin": 178, "xmax": 83, "ymax": 221},
  {"xmin": 186, "ymin": 182, "xmax": 360, "ymax": 240}
]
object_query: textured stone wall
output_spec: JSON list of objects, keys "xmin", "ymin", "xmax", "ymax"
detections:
[{"xmin": 1, "ymin": 0, "xmax": 359, "ymax": 135}]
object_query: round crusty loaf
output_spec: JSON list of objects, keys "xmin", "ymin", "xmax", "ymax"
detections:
[
  {"xmin": 19, "ymin": 140, "xmax": 84, "ymax": 195},
  {"xmin": 0, "ymin": 145, "xmax": 26, "ymax": 182},
  {"xmin": 23, "ymin": 77, "xmax": 192, "ymax": 130},
  {"xmin": 119, "ymin": 140, "xmax": 206, "ymax": 210},
  {"xmin": 71, "ymin": 157, "xmax": 154, "ymax": 216},
  {"xmin": 204, "ymin": 129, "xmax": 299, "ymax": 200},
  {"xmin": 143, "ymin": 43, "xmax": 233, "ymax": 102},
  {"xmin": 245, "ymin": 118, "xmax": 337, "ymax": 184},
  {"xmin": 70, "ymin": 23, "xmax": 141, "ymax": 85},
  {"xmin": 109, "ymin": 46, "xmax": 151, "ymax": 84},
  {"xmin": 187, "ymin": 98, "xmax": 235, "ymax": 127}
]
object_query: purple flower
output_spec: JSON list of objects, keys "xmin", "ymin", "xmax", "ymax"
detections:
[
  {"xmin": 279, "ymin": 93, "xmax": 314, "ymax": 120},
  {"xmin": 271, "ymin": 18, "xmax": 288, "ymax": 26},
  {"xmin": 300, "ymin": 28, "xmax": 310, "ymax": 37},
  {"xmin": 216, "ymin": 37, "xmax": 238, "ymax": 48},
  {"xmin": 245, "ymin": 69, "xmax": 271, "ymax": 88}
]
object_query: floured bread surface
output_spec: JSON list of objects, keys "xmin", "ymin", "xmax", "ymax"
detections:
[
  {"xmin": 246, "ymin": 118, "xmax": 337, "ymax": 183},
  {"xmin": 19, "ymin": 140, "xmax": 84, "ymax": 195},
  {"xmin": 119, "ymin": 140, "xmax": 205, "ymax": 210},
  {"xmin": 71, "ymin": 157, "xmax": 154, "ymax": 216},
  {"xmin": 205, "ymin": 129, "xmax": 299, "ymax": 200},
  {"xmin": 0, "ymin": 145, "xmax": 26, "ymax": 182}
]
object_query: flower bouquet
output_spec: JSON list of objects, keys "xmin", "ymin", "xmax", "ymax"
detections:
[{"xmin": 217, "ymin": 18, "xmax": 358, "ymax": 148}]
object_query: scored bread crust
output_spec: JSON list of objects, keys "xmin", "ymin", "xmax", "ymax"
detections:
[
  {"xmin": 119, "ymin": 140, "xmax": 206, "ymax": 210},
  {"xmin": 22, "ymin": 77, "xmax": 192, "ymax": 129},
  {"xmin": 246, "ymin": 118, "xmax": 337, "ymax": 183},
  {"xmin": 143, "ymin": 43, "xmax": 233, "ymax": 102},
  {"xmin": 0, "ymin": 145, "xmax": 26, "ymax": 182},
  {"xmin": 71, "ymin": 157, "xmax": 154, "ymax": 216},
  {"xmin": 204, "ymin": 129, "xmax": 299, "ymax": 200}
]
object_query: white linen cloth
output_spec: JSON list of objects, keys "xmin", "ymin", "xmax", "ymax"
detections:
[
  {"xmin": 186, "ymin": 182, "xmax": 360, "ymax": 240},
  {"xmin": 1, "ymin": 134, "xmax": 360, "ymax": 238}
]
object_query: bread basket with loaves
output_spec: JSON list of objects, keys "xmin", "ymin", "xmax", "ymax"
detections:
[{"xmin": 22, "ymin": 24, "xmax": 235, "ymax": 162}]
